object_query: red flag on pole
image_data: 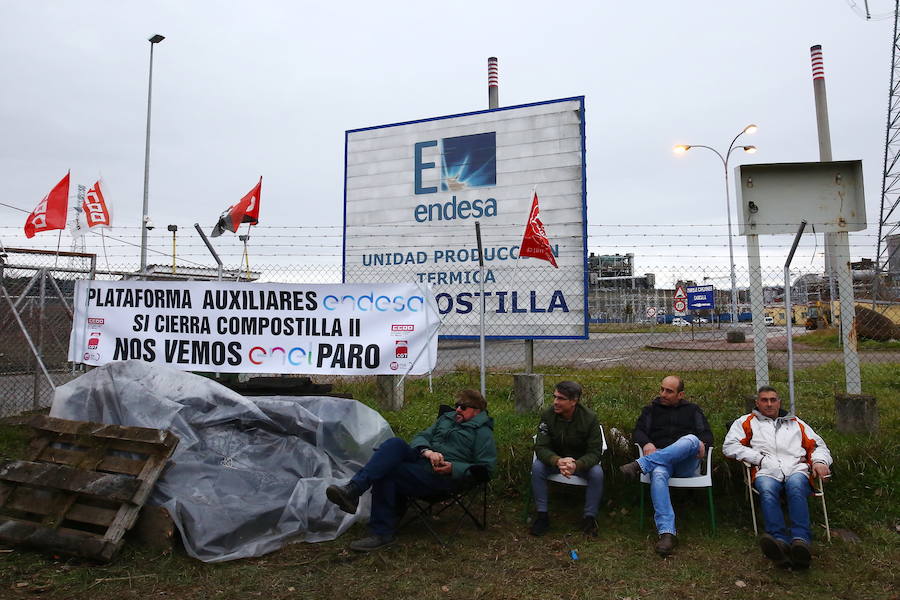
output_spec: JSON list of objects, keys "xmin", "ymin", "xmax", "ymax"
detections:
[
  {"xmin": 82, "ymin": 180, "xmax": 112, "ymax": 228},
  {"xmin": 211, "ymin": 177, "xmax": 262, "ymax": 237},
  {"xmin": 518, "ymin": 190, "xmax": 558, "ymax": 268},
  {"xmin": 24, "ymin": 172, "xmax": 70, "ymax": 239}
]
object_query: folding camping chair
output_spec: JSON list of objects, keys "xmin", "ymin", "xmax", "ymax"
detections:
[
  {"xmin": 742, "ymin": 462, "xmax": 831, "ymax": 542},
  {"xmin": 636, "ymin": 443, "xmax": 716, "ymax": 534},
  {"xmin": 398, "ymin": 405, "xmax": 491, "ymax": 546}
]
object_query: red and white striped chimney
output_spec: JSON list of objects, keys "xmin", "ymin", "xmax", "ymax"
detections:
[
  {"xmin": 809, "ymin": 44, "xmax": 831, "ymax": 161},
  {"xmin": 488, "ymin": 57, "xmax": 499, "ymax": 109},
  {"xmin": 810, "ymin": 44, "xmax": 825, "ymax": 81}
]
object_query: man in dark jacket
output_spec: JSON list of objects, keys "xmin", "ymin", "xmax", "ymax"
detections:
[
  {"xmin": 620, "ymin": 375, "xmax": 713, "ymax": 557},
  {"xmin": 530, "ymin": 381, "xmax": 604, "ymax": 537},
  {"xmin": 326, "ymin": 389, "xmax": 496, "ymax": 552}
]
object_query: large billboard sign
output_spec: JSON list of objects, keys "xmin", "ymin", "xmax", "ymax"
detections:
[
  {"xmin": 344, "ymin": 97, "xmax": 588, "ymax": 339},
  {"xmin": 67, "ymin": 281, "xmax": 440, "ymax": 375}
]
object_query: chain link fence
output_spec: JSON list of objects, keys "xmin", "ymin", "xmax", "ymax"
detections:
[{"xmin": 2, "ymin": 244, "xmax": 898, "ymax": 418}]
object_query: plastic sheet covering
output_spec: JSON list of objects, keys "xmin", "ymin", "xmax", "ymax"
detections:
[{"xmin": 49, "ymin": 360, "xmax": 393, "ymax": 562}]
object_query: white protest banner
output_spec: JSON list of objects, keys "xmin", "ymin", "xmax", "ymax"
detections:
[{"xmin": 68, "ymin": 281, "xmax": 440, "ymax": 375}]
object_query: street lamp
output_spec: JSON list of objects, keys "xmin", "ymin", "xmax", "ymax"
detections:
[
  {"xmin": 140, "ymin": 34, "xmax": 165, "ymax": 275},
  {"xmin": 674, "ymin": 124, "xmax": 758, "ymax": 331},
  {"xmin": 167, "ymin": 224, "xmax": 177, "ymax": 274}
]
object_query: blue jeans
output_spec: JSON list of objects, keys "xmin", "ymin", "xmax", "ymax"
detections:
[
  {"xmin": 637, "ymin": 434, "xmax": 701, "ymax": 535},
  {"xmin": 349, "ymin": 437, "xmax": 455, "ymax": 538},
  {"xmin": 531, "ymin": 459, "xmax": 605, "ymax": 517},
  {"xmin": 754, "ymin": 473, "xmax": 813, "ymax": 544}
]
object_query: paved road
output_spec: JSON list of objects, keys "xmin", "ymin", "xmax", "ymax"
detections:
[{"xmin": 434, "ymin": 326, "xmax": 900, "ymax": 373}]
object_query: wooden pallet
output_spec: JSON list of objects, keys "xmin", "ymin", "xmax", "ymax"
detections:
[{"xmin": 0, "ymin": 415, "xmax": 178, "ymax": 561}]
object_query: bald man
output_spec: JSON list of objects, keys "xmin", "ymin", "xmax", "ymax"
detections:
[{"xmin": 620, "ymin": 375, "xmax": 714, "ymax": 557}]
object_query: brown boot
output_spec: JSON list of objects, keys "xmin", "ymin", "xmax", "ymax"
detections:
[
  {"xmin": 759, "ymin": 534, "xmax": 792, "ymax": 569},
  {"xmin": 655, "ymin": 533, "xmax": 677, "ymax": 557},
  {"xmin": 326, "ymin": 482, "xmax": 360, "ymax": 514},
  {"xmin": 790, "ymin": 539, "xmax": 812, "ymax": 569},
  {"xmin": 619, "ymin": 461, "xmax": 643, "ymax": 481}
]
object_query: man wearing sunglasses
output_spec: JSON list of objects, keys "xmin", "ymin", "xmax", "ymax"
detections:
[
  {"xmin": 326, "ymin": 389, "xmax": 496, "ymax": 552},
  {"xmin": 530, "ymin": 381, "xmax": 605, "ymax": 537}
]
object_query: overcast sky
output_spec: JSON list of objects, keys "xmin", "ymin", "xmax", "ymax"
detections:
[{"xmin": 0, "ymin": 1, "xmax": 895, "ymax": 275}]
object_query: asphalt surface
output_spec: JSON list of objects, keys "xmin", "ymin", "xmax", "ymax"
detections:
[{"xmin": 434, "ymin": 326, "xmax": 900, "ymax": 373}]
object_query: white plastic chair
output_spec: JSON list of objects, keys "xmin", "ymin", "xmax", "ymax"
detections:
[
  {"xmin": 742, "ymin": 462, "xmax": 831, "ymax": 542},
  {"xmin": 635, "ymin": 443, "xmax": 716, "ymax": 534}
]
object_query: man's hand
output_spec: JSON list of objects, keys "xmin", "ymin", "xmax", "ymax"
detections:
[
  {"xmin": 642, "ymin": 443, "xmax": 657, "ymax": 456},
  {"xmin": 423, "ymin": 449, "xmax": 445, "ymax": 468},
  {"xmin": 432, "ymin": 461, "xmax": 452, "ymax": 475},
  {"xmin": 697, "ymin": 441, "xmax": 706, "ymax": 459},
  {"xmin": 557, "ymin": 457, "xmax": 577, "ymax": 478},
  {"xmin": 812, "ymin": 462, "xmax": 831, "ymax": 481}
]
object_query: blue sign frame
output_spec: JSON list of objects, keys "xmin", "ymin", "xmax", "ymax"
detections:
[{"xmin": 686, "ymin": 285, "xmax": 715, "ymax": 310}]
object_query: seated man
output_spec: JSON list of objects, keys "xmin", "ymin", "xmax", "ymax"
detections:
[
  {"xmin": 619, "ymin": 375, "xmax": 713, "ymax": 557},
  {"xmin": 530, "ymin": 381, "xmax": 604, "ymax": 537},
  {"xmin": 326, "ymin": 389, "xmax": 496, "ymax": 552},
  {"xmin": 722, "ymin": 386, "xmax": 832, "ymax": 569}
]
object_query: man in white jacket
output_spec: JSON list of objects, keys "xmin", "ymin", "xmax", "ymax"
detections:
[{"xmin": 723, "ymin": 386, "xmax": 832, "ymax": 569}]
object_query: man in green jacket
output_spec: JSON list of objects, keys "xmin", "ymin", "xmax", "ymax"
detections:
[
  {"xmin": 530, "ymin": 381, "xmax": 605, "ymax": 537},
  {"xmin": 326, "ymin": 389, "xmax": 496, "ymax": 552}
]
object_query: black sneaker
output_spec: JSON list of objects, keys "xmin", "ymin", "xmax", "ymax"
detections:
[
  {"xmin": 349, "ymin": 534, "xmax": 395, "ymax": 552},
  {"xmin": 529, "ymin": 512, "xmax": 550, "ymax": 536},
  {"xmin": 326, "ymin": 482, "xmax": 360, "ymax": 514},
  {"xmin": 619, "ymin": 461, "xmax": 643, "ymax": 481},
  {"xmin": 581, "ymin": 515, "xmax": 598, "ymax": 537},
  {"xmin": 790, "ymin": 539, "xmax": 812, "ymax": 570},
  {"xmin": 759, "ymin": 534, "xmax": 792, "ymax": 568},
  {"xmin": 655, "ymin": 533, "xmax": 677, "ymax": 557}
]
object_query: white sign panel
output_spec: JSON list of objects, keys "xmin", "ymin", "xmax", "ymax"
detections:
[
  {"xmin": 344, "ymin": 97, "xmax": 588, "ymax": 339},
  {"xmin": 68, "ymin": 281, "xmax": 440, "ymax": 375}
]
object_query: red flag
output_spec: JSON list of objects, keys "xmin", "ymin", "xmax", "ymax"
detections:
[
  {"xmin": 518, "ymin": 190, "xmax": 558, "ymax": 268},
  {"xmin": 82, "ymin": 180, "xmax": 112, "ymax": 228},
  {"xmin": 24, "ymin": 172, "xmax": 70, "ymax": 239},
  {"xmin": 212, "ymin": 177, "xmax": 262, "ymax": 237}
]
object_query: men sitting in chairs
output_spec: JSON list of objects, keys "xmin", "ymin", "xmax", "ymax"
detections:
[
  {"xmin": 529, "ymin": 381, "xmax": 605, "ymax": 537},
  {"xmin": 619, "ymin": 375, "xmax": 714, "ymax": 557},
  {"xmin": 326, "ymin": 389, "xmax": 496, "ymax": 552},
  {"xmin": 723, "ymin": 386, "xmax": 832, "ymax": 570}
]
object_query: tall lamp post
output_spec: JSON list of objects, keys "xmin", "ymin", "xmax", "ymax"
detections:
[
  {"xmin": 140, "ymin": 34, "xmax": 165, "ymax": 275},
  {"xmin": 674, "ymin": 124, "xmax": 757, "ymax": 329}
]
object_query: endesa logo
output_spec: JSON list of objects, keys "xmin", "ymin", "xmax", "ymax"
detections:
[
  {"xmin": 248, "ymin": 345, "xmax": 314, "ymax": 366},
  {"xmin": 322, "ymin": 293, "xmax": 423, "ymax": 312},
  {"xmin": 414, "ymin": 132, "xmax": 497, "ymax": 195}
]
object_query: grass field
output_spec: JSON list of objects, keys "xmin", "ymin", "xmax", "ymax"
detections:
[
  {"xmin": 0, "ymin": 364, "xmax": 897, "ymax": 599},
  {"xmin": 799, "ymin": 328, "xmax": 900, "ymax": 351}
]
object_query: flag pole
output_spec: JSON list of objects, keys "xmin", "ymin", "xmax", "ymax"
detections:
[
  {"xmin": 475, "ymin": 221, "xmax": 486, "ymax": 399},
  {"xmin": 54, "ymin": 230, "xmax": 63, "ymax": 269},
  {"xmin": 517, "ymin": 187, "xmax": 536, "ymax": 373},
  {"xmin": 239, "ymin": 222, "xmax": 251, "ymax": 281},
  {"xmin": 100, "ymin": 230, "xmax": 112, "ymax": 278}
]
